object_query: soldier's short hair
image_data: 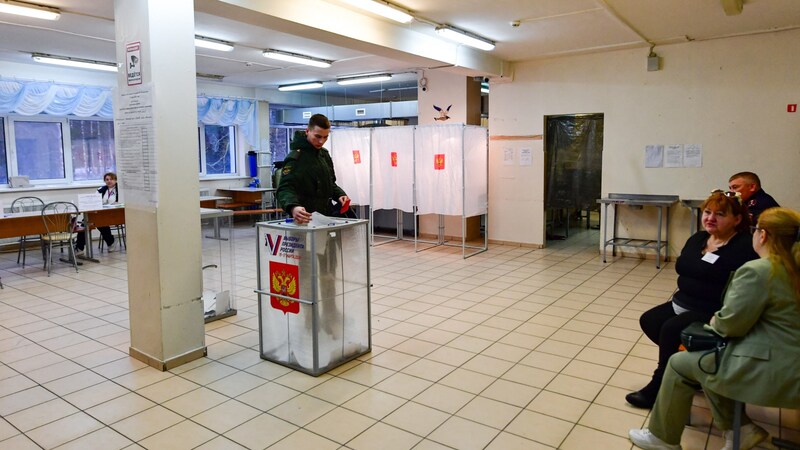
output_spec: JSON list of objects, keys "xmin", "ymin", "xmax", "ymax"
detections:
[
  {"xmin": 308, "ymin": 114, "xmax": 330, "ymax": 130},
  {"xmin": 729, "ymin": 171, "xmax": 761, "ymax": 188}
]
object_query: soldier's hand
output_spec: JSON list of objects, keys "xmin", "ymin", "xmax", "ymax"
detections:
[{"xmin": 292, "ymin": 206, "xmax": 312, "ymax": 224}]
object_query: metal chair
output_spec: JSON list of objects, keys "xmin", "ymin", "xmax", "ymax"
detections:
[
  {"xmin": 10, "ymin": 196, "xmax": 45, "ymax": 267},
  {"xmin": 98, "ymin": 224, "xmax": 126, "ymax": 252},
  {"xmin": 41, "ymin": 202, "xmax": 80, "ymax": 276}
]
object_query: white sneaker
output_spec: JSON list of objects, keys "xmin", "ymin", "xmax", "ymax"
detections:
[
  {"xmin": 107, "ymin": 241, "xmax": 118, "ymax": 252},
  {"xmin": 629, "ymin": 428, "xmax": 682, "ymax": 450},
  {"xmin": 74, "ymin": 248, "xmax": 85, "ymax": 257},
  {"xmin": 721, "ymin": 423, "xmax": 769, "ymax": 450}
]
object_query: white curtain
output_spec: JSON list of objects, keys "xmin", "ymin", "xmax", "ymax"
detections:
[
  {"xmin": 414, "ymin": 124, "xmax": 464, "ymax": 215},
  {"xmin": 329, "ymin": 128, "xmax": 371, "ymax": 205},
  {"xmin": 0, "ymin": 80, "xmax": 113, "ymax": 117},
  {"xmin": 372, "ymin": 126, "xmax": 414, "ymax": 212},
  {"xmin": 464, "ymin": 126, "xmax": 488, "ymax": 217},
  {"xmin": 196, "ymin": 97, "xmax": 257, "ymax": 148}
]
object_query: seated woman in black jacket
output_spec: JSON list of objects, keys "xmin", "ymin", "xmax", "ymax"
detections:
[{"xmin": 625, "ymin": 190, "xmax": 757, "ymax": 408}]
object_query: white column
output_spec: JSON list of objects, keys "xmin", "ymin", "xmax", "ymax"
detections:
[{"xmin": 114, "ymin": 0, "xmax": 205, "ymax": 370}]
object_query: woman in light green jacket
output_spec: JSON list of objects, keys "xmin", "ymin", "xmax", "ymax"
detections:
[{"xmin": 630, "ymin": 207, "xmax": 800, "ymax": 450}]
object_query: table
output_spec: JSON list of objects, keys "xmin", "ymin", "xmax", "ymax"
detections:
[
  {"xmin": 680, "ymin": 198, "xmax": 704, "ymax": 235},
  {"xmin": 82, "ymin": 205, "xmax": 126, "ymax": 262},
  {"xmin": 597, "ymin": 194, "xmax": 679, "ymax": 269},
  {"xmin": 217, "ymin": 187, "xmax": 276, "ymax": 209},
  {"xmin": 200, "ymin": 195, "xmax": 231, "ymax": 208}
]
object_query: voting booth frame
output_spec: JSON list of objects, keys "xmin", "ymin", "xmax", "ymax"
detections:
[{"xmin": 328, "ymin": 123, "xmax": 488, "ymax": 259}]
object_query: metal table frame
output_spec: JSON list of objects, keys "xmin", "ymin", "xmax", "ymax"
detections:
[{"xmin": 597, "ymin": 194, "xmax": 679, "ymax": 269}]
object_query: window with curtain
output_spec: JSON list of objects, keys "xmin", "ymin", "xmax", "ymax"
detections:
[
  {"xmin": 14, "ymin": 119, "xmax": 66, "ymax": 181},
  {"xmin": 198, "ymin": 124, "xmax": 236, "ymax": 176},
  {"xmin": 70, "ymin": 119, "xmax": 116, "ymax": 181},
  {"xmin": 0, "ymin": 118, "xmax": 7, "ymax": 185}
]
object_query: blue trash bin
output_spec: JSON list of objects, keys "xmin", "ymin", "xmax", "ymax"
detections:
[{"xmin": 247, "ymin": 151, "xmax": 257, "ymax": 177}]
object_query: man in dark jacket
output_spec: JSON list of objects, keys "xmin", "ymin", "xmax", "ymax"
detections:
[
  {"xmin": 728, "ymin": 171, "xmax": 779, "ymax": 224},
  {"xmin": 276, "ymin": 114, "xmax": 349, "ymax": 224}
]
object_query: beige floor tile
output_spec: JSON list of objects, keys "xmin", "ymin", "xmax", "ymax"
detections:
[
  {"xmin": 535, "ymin": 339, "xmax": 584, "ymax": 358},
  {"xmin": 341, "ymin": 388, "xmax": 406, "ymax": 420},
  {"xmin": 25, "ymin": 412, "xmax": 104, "ymax": 449},
  {"xmin": 192, "ymin": 400, "xmax": 262, "ymax": 434},
  {"xmin": 574, "ymin": 346, "xmax": 626, "ymax": 368},
  {"xmin": 414, "ymin": 328, "xmax": 460, "ymax": 345},
  {"xmin": 272, "ymin": 369, "xmax": 332, "ymax": 391},
  {"xmin": 545, "ymin": 373, "xmax": 604, "ymax": 402},
  {"xmin": 6, "ymin": 398, "xmax": 79, "ymax": 432},
  {"xmin": 383, "ymin": 401, "xmax": 450, "ymax": 436},
  {"xmin": 560, "ymin": 424, "xmax": 635, "ymax": 450},
  {"xmin": 162, "ymin": 387, "xmax": 230, "ymax": 418},
  {"xmin": 413, "ymin": 384, "xmax": 475, "ymax": 414},
  {"xmin": 506, "ymin": 410, "xmax": 574, "ymax": 448},
  {"xmin": 519, "ymin": 350, "xmax": 571, "ymax": 372},
  {"xmin": 205, "ymin": 370, "xmax": 267, "ymax": 398},
  {"xmin": 179, "ymin": 361, "xmax": 239, "ymax": 386},
  {"xmin": 561, "ymin": 359, "xmax": 616, "ymax": 384},
  {"xmin": 112, "ymin": 367, "xmax": 174, "ymax": 391},
  {"xmin": 53, "ymin": 426, "xmax": 134, "ymax": 450},
  {"xmin": 86, "ymin": 392, "xmax": 156, "ymax": 425},
  {"xmin": 374, "ymin": 372, "xmax": 433, "ymax": 400},
  {"xmin": 0, "ymin": 375, "xmax": 37, "ymax": 399},
  {"xmin": 110, "ymin": 405, "xmax": 184, "ymax": 442},
  {"xmin": 427, "ymin": 416, "xmax": 499, "ymax": 450},
  {"xmin": 305, "ymin": 377, "xmax": 367, "ymax": 405},
  {"xmin": 266, "ymin": 429, "xmax": 339, "ymax": 450},
  {"xmin": 461, "ymin": 354, "xmax": 514, "ymax": 377},
  {"xmin": 268, "ymin": 393, "xmax": 335, "ymax": 427},
  {"xmin": 456, "ymin": 396, "xmax": 521, "ymax": 430},
  {"xmin": 593, "ymin": 385, "xmax": 649, "ymax": 417},
  {"xmin": 392, "ymin": 338, "xmax": 440, "ymax": 357},
  {"xmin": 224, "ymin": 413, "xmax": 297, "ymax": 449},
  {"xmin": 578, "ymin": 403, "xmax": 647, "ymax": 438},
  {"xmin": 136, "ymin": 376, "xmax": 200, "ymax": 403},
  {"xmin": 424, "ymin": 346, "xmax": 475, "ymax": 366},
  {"xmin": 480, "ymin": 342, "xmax": 531, "ymax": 363},
  {"xmin": 438, "ymin": 368, "xmax": 495, "ymax": 394},
  {"xmin": 346, "ymin": 422, "xmax": 422, "ymax": 450},
  {"xmin": 367, "ymin": 349, "xmax": 419, "ymax": 371},
  {"xmin": 527, "ymin": 390, "xmax": 590, "ymax": 422},
  {"xmin": 0, "ymin": 433, "xmax": 44, "ymax": 450},
  {"xmin": 138, "ymin": 420, "xmax": 218, "ymax": 450},
  {"xmin": 491, "ymin": 430, "xmax": 557, "ymax": 449},
  {"xmin": 480, "ymin": 379, "xmax": 540, "ymax": 408},
  {"xmin": 192, "ymin": 435, "xmax": 248, "ymax": 450},
  {"xmin": 401, "ymin": 358, "xmax": 456, "ymax": 382},
  {"xmin": 501, "ymin": 364, "xmax": 557, "ymax": 389},
  {"xmin": 234, "ymin": 382, "xmax": 299, "ymax": 412},
  {"xmin": 305, "ymin": 407, "xmax": 376, "ymax": 444},
  {"xmin": 243, "ymin": 360, "xmax": 293, "ymax": 381},
  {"xmin": 412, "ymin": 438, "xmax": 454, "ymax": 449},
  {"xmin": 0, "ymin": 380, "xmax": 56, "ymax": 417}
]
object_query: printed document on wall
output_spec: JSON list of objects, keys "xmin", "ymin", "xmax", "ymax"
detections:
[
  {"xmin": 115, "ymin": 83, "xmax": 158, "ymax": 207},
  {"xmin": 684, "ymin": 144, "xmax": 702, "ymax": 167},
  {"xmin": 664, "ymin": 144, "xmax": 683, "ymax": 168}
]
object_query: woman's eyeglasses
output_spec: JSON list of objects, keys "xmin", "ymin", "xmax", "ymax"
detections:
[{"xmin": 710, "ymin": 189, "xmax": 743, "ymax": 204}]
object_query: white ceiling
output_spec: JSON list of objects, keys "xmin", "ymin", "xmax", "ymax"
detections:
[{"xmin": 0, "ymin": 0, "xmax": 798, "ymax": 103}]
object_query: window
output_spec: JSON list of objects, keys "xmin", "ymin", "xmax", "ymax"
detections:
[
  {"xmin": 0, "ymin": 118, "xmax": 7, "ymax": 185},
  {"xmin": 269, "ymin": 126, "xmax": 304, "ymax": 164},
  {"xmin": 13, "ymin": 119, "xmax": 66, "ymax": 182},
  {"xmin": 70, "ymin": 119, "xmax": 116, "ymax": 181},
  {"xmin": 199, "ymin": 124, "xmax": 236, "ymax": 176}
]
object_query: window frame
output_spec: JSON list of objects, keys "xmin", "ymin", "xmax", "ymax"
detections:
[{"xmin": 198, "ymin": 123, "xmax": 239, "ymax": 179}]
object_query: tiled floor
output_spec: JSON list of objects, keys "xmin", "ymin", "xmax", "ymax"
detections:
[{"xmin": 0, "ymin": 224, "xmax": 796, "ymax": 449}]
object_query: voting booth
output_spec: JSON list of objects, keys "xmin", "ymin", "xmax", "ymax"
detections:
[
  {"xmin": 255, "ymin": 218, "xmax": 371, "ymax": 376},
  {"xmin": 200, "ymin": 208, "xmax": 237, "ymax": 322}
]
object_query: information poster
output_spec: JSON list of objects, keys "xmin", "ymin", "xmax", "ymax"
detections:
[
  {"xmin": 115, "ymin": 83, "xmax": 158, "ymax": 207},
  {"xmin": 664, "ymin": 144, "xmax": 684, "ymax": 168},
  {"xmin": 684, "ymin": 144, "xmax": 703, "ymax": 167},
  {"xmin": 519, "ymin": 148, "xmax": 532, "ymax": 166},
  {"xmin": 645, "ymin": 145, "xmax": 664, "ymax": 168}
]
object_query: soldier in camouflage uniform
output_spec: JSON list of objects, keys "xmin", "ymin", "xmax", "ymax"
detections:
[{"xmin": 276, "ymin": 114, "xmax": 349, "ymax": 224}]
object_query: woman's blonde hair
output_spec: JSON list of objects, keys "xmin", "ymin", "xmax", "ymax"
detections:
[{"xmin": 757, "ymin": 207, "xmax": 800, "ymax": 298}]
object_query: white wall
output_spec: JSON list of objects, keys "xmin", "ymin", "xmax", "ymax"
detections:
[{"xmin": 489, "ymin": 29, "xmax": 800, "ymax": 256}]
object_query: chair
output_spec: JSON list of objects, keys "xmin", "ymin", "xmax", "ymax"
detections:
[
  {"xmin": 98, "ymin": 224, "xmax": 126, "ymax": 252},
  {"xmin": 10, "ymin": 196, "xmax": 45, "ymax": 267},
  {"xmin": 41, "ymin": 202, "xmax": 80, "ymax": 276}
]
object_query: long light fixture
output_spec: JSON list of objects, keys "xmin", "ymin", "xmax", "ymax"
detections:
[
  {"xmin": 278, "ymin": 81, "xmax": 324, "ymax": 92},
  {"xmin": 263, "ymin": 49, "xmax": 332, "ymax": 68},
  {"xmin": 435, "ymin": 25, "xmax": 495, "ymax": 51},
  {"xmin": 31, "ymin": 53, "xmax": 117, "ymax": 72},
  {"xmin": 194, "ymin": 35, "xmax": 234, "ymax": 52},
  {"xmin": 341, "ymin": 0, "xmax": 413, "ymax": 23},
  {"xmin": 337, "ymin": 73, "xmax": 392, "ymax": 85},
  {"xmin": 0, "ymin": 0, "xmax": 60, "ymax": 20}
]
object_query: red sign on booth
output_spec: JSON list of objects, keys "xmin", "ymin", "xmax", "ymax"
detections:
[
  {"xmin": 391, "ymin": 152, "xmax": 398, "ymax": 167},
  {"xmin": 353, "ymin": 150, "xmax": 362, "ymax": 164},
  {"xmin": 434, "ymin": 154, "xmax": 445, "ymax": 170}
]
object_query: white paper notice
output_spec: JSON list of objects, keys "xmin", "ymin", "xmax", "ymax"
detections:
[
  {"xmin": 115, "ymin": 83, "xmax": 158, "ymax": 207},
  {"xmin": 519, "ymin": 148, "xmax": 532, "ymax": 166},
  {"xmin": 77, "ymin": 193, "xmax": 103, "ymax": 211},
  {"xmin": 664, "ymin": 144, "xmax": 684, "ymax": 168},
  {"xmin": 645, "ymin": 145, "xmax": 664, "ymax": 168},
  {"xmin": 503, "ymin": 148, "xmax": 514, "ymax": 166},
  {"xmin": 684, "ymin": 144, "xmax": 703, "ymax": 168}
]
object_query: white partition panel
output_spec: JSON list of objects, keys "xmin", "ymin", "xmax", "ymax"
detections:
[
  {"xmin": 414, "ymin": 124, "xmax": 463, "ymax": 216},
  {"xmin": 371, "ymin": 126, "xmax": 414, "ymax": 212},
  {"xmin": 330, "ymin": 128, "xmax": 371, "ymax": 205},
  {"xmin": 464, "ymin": 126, "xmax": 488, "ymax": 218}
]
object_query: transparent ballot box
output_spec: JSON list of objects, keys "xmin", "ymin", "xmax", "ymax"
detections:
[
  {"xmin": 201, "ymin": 208, "xmax": 237, "ymax": 322},
  {"xmin": 256, "ymin": 218, "xmax": 371, "ymax": 376}
]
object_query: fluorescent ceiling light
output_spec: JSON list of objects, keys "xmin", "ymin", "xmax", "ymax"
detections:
[
  {"xmin": 278, "ymin": 81, "xmax": 324, "ymax": 91},
  {"xmin": 263, "ymin": 49, "xmax": 332, "ymax": 68},
  {"xmin": 0, "ymin": 0, "xmax": 60, "ymax": 20},
  {"xmin": 31, "ymin": 53, "xmax": 117, "ymax": 72},
  {"xmin": 194, "ymin": 35, "xmax": 234, "ymax": 52},
  {"xmin": 337, "ymin": 74, "xmax": 392, "ymax": 85},
  {"xmin": 435, "ymin": 26, "xmax": 495, "ymax": 51},
  {"xmin": 341, "ymin": 0, "xmax": 413, "ymax": 23},
  {"xmin": 197, "ymin": 72, "xmax": 225, "ymax": 81}
]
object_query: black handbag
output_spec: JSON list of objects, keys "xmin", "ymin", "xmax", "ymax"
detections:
[{"xmin": 680, "ymin": 322, "xmax": 727, "ymax": 374}]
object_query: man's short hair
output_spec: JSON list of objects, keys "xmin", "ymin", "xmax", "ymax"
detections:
[
  {"xmin": 308, "ymin": 114, "xmax": 330, "ymax": 130},
  {"xmin": 729, "ymin": 171, "xmax": 761, "ymax": 188}
]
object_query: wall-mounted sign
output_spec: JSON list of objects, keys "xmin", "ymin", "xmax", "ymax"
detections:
[{"xmin": 125, "ymin": 42, "xmax": 142, "ymax": 86}]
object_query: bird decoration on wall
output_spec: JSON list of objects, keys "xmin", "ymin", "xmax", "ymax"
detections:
[{"xmin": 433, "ymin": 104, "xmax": 451, "ymax": 121}]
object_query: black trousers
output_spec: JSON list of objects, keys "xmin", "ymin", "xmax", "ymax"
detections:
[
  {"xmin": 639, "ymin": 301, "xmax": 713, "ymax": 383},
  {"xmin": 75, "ymin": 226, "xmax": 114, "ymax": 251}
]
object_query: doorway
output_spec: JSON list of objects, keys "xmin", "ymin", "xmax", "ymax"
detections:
[{"xmin": 544, "ymin": 113, "xmax": 604, "ymax": 242}]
